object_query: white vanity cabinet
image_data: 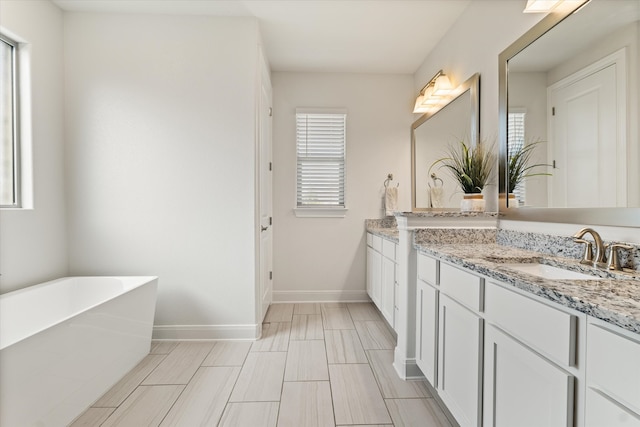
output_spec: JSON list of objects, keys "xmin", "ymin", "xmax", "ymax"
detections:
[
  {"xmin": 366, "ymin": 233, "xmax": 397, "ymax": 329},
  {"xmin": 483, "ymin": 281, "xmax": 577, "ymax": 427},
  {"xmin": 585, "ymin": 320, "xmax": 640, "ymax": 427},
  {"xmin": 416, "ymin": 253, "xmax": 439, "ymax": 387},
  {"xmin": 437, "ymin": 262, "xmax": 484, "ymax": 427}
]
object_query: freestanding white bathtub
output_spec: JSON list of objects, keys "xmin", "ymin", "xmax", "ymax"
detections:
[{"xmin": 0, "ymin": 276, "xmax": 158, "ymax": 427}]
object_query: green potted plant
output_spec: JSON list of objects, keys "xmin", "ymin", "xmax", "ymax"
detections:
[
  {"xmin": 432, "ymin": 140, "xmax": 495, "ymax": 211},
  {"xmin": 506, "ymin": 139, "xmax": 551, "ymax": 207}
]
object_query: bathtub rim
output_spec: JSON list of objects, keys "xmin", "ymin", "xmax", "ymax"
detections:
[{"xmin": 0, "ymin": 275, "xmax": 158, "ymax": 351}]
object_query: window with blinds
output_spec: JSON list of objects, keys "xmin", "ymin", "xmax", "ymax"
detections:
[
  {"xmin": 296, "ymin": 110, "xmax": 346, "ymax": 208},
  {"xmin": 508, "ymin": 111, "xmax": 526, "ymax": 206},
  {"xmin": 1, "ymin": 35, "xmax": 19, "ymax": 208}
]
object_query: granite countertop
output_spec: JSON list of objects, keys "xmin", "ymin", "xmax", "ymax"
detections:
[
  {"xmin": 415, "ymin": 243, "xmax": 640, "ymax": 334},
  {"xmin": 367, "ymin": 227, "xmax": 399, "ymax": 243},
  {"xmin": 396, "ymin": 210, "xmax": 499, "ymax": 218}
]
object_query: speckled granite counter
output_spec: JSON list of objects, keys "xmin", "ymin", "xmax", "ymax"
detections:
[
  {"xmin": 396, "ymin": 210, "xmax": 499, "ymax": 219},
  {"xmin": 415, "ymin": 242, "xmax": 640, "ymax": 334},
  {"xmin": 365, "ymin": 218, "xmax": 399, "ymax": 242}
]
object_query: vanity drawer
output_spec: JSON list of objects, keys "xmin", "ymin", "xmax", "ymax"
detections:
[
  {"xmin": 587, "ymin": 323, "xmax": 640, "ymax": 412},
  {"xmin": 366, "ymin": 232, "xmax": 373, "ymax": 247},
  {"xmin": 439, "ymin": 262, "xmax": 482, "ymax": 312},
  {"xmin": 382, "ymin": 239, "xmax": 396, "ymax": 261},
  {"xmin": 485, "ymin": 282, "xmax": 576, "ymax": 367},
  {"xmin": 417, "ymin": 253, "xmax": 438, "ymax": 286},
  {"xmin": 371, "ymin": 235, "xmax": 383, "ymax": 252}
]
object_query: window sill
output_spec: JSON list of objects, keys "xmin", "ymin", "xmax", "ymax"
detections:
[{"xmin": 293, "ymin": 207, "xmax": 348, "ymax": 218}]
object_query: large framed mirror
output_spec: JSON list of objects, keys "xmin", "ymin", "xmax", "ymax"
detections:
[
  {"xmin": 412, "ymin": 73, "xmax": 480, "ymax": 211},
  {"xmin": 499, "ymin": 0, "xmax": 640, "ymax": 226}
]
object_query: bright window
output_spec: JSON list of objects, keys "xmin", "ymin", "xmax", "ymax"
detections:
[
  {"xmin": 295, "ymin": 109, "xmax": 347, "ymax": 216},
  {"xmin": 508, "ymin": 110, "xmax": 526, "ymax": 206},
  {"xmin": 1, "ymin": 35, "xmax": 19, "ymax": 208}
]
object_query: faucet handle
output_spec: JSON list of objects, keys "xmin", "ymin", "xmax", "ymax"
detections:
[
  {"xmin": 606, "ymin": 243, "xmax": 634, "ymax": 271},
  {"xmin": 573, "ymin": 238, "xmax": 594, "ymax": 265}
]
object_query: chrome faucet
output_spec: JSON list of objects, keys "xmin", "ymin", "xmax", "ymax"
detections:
[{"xmin": 572, "ymin": 227, "xmax": 606, "ymax": 268}]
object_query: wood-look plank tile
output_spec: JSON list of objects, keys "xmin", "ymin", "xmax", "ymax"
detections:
[
  {"xmin": 229, "ymin": 352, "xmax": 287, "ymax": 402},
  {"xmin": 159, "ymin": 367, "xmax": 240, "ymax": 426},
  {"xmin": 149, "ymin": 341, "xmax": 179, "ymax": 355},
  {"xmin": 69, "ymin": 407, "xmax": 115, "ymax": 427},
  {"xmin": 325, "ymin": 330, "xmax": 368, "ymax": 364},
  {"xmin": 264, "ymin": 304, "xmax": 294, "ymax": 322},
  {"xmin": 329, "ymin": 364, "xmax": 392, "ymax": 425},
  {"xmin": 202, "ymin": 341, "xmax": 251, "ymax": 366},
  {"xmin": 322, "ymin": 307, "xmax": 355, "ymax": 330},
  {"xmin": 278, "ymin": 381, "xmax": 335, "ymax": 427},
  {"xmin": 251, "ymin": 322, "xmax": 291, "ymax": 352},
  {"xmin": 367, "ymin": 350, "xmax": 430, "ymax": 398},
  {"xmin": 218, "ymin": 402, "xmax": 279, "ymax": 427},
  {"xmin": 336, "ymin": 425, "xmax": 393, "ymax": 427},
  {"xmin": 294, "ymin": 303, "xmax": 322, "ymax": 314},
  {"xmin": 93, "ymin": 354, "xmax": 166, "ymax": 407},
  {"xmin": 284, "ymin": 340, "xmax": 329, "ymax": 381},
  {"xmin": 354, "ymin": 321, "xmax": 395, "ymax": 349},
  {"xmin": 385, "ymin": 398, "xmax": 452, "ymax": 427},
  {"xmin": 291, "ymin": 314, "xmax": 324, "ymax": 340},
  {"xmin": 348, "ymin": 303, "xmax": 383, "ymax": 321},
  {"xmin": 101, "ymin": 385, "xmax": 184, "ymax": 427},
  {"xmin": 142, "ymin": 341, "xmax": 213, "ymax": 385},
  {"xmin": 321, "ymin": 302, "xmax": 347, "ymax": 309}
]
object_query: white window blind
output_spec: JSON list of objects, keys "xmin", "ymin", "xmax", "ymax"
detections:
[
  {"xmin": 296, "ymin": 110, "xmax": 346, "ymax": 208},
  {"xmin": 508, "ymin": 111, "xmax": 526, "ymax": 206},
  {"xmin": 1, "ymin": 34, "xmax": 20, "ymax": 208}
]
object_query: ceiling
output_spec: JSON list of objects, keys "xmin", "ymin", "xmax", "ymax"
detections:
[{"xmin": 51, "ymin": 0, "xmax": 471, "ymax": 74}]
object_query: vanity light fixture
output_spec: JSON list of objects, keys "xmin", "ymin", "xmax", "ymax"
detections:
[
  {"xmin": 413, "ymin": 70, "xmax": 453, "ymax": 113},
  {"xmin": 523, "ymin": 0, "xmax": 562, "ymax": 13}
]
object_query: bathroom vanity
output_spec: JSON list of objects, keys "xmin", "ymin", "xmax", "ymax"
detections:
[{"xmin": 365, "ymin": 216, "xmax": 640, "ymax": 427}]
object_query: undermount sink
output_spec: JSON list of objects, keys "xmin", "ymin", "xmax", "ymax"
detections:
[{"xmin": 504, "ymin": 263, "xmax": 602, "ymax": 281}]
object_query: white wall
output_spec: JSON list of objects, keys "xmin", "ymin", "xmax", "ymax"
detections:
[
  {"xmin": 0, "ymin": 0, "xmax": 68, "ymax": 294},
  {"xmin": 64, "ymin": 12, "xmax": 262, "ymax": 335},
  {"xmin": 272, "ymin": 72, "xmax": 414, "ymax": 300}
]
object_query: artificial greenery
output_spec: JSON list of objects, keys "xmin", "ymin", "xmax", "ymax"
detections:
[
  {"xmin": 508, "ymin": 139, "xmax": 551, "ymax": 193},
  {"xmin": 432, "ymin": 140, "xmax": 495, "ymax": 194}
]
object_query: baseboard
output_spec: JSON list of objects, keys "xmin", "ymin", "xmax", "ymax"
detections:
[
  {"xmin": 393, "ymin": 349, "xmax": 424, "ymax": 380},
  {"xmin": 152, "ymin": 323, "xmax": 261, "ymax": 340},
  {"xmin": 272, "ymin": 290, "xmax": 370, "ymax": 303}
]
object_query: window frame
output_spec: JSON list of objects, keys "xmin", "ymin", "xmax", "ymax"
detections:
[
  {"xmin": 1, "ymin": 33, "xmax": 21, "ymax": 209},
  {"xmin": 294, "ymin": 108, "xmax": 348, "ymax": 218}
]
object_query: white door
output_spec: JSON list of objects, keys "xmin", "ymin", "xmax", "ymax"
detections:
[
  {"xmin": 381, "ymin": 256, "xmax": 395, "ymax": 327},
  {"xmin": 483, "ymin": 325, "xmax": 574, "ymax": 427},
  {"xmin": 258, "ymin": 53, "xmax": 273, "ymax": 323},
  {"xmin": 416, "ymin": 279, "xmax": 438, "ymax": 387},
  {"xmin": 548, "ymin": 52, "xmax": 626, "ymax": 207},
  {"xmin": 438, "ymin": 294, "xmax": 483, "ymax": 427}
]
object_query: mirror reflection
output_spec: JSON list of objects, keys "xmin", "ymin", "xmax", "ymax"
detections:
[
  {"xmin": 506, "ymin": 0, "xmax": 639, "ymax": 208},
  {"xmin": 412, "ymin": 74, "xmax": 479, "ymax": 211}
]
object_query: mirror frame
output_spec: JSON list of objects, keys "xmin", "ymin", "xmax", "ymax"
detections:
[
  {"xmin": 411, "ymin": 73, "xmax": 480, "ymax": 211},
  {"xmin": 498, "ymin": 0, "xmax": 640, "ymax": 227}
]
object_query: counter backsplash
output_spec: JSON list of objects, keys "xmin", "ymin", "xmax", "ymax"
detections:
[
  {"xmin": 497, "ymin": 229, "xmax": 640, "ymax": 272},
  {"xmin": 414, "ymin": 228, "xmax": 497, "ymax": 245}
]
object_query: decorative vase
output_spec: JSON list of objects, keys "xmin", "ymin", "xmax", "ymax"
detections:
[
  {"xmin": 498, "ymin": 193, "xmax": 518, "ymax": 210},
  {"xmin": 460, "ymin": 193, "xmax": 485, "ymax": 212}
]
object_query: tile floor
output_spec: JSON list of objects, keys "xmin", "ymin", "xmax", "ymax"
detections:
[{"xmin": 70, "ymin": 302, "xmax": 452, "ymax": 427}]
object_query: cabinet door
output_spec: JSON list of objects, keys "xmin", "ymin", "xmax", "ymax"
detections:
[
  {"xmin": 585, "ymin": 388, "xmax": 640, "ymax": 427},
  {"xmin": 438, "ymin": 294, "xmax": 482, "ymax": 427},
  {"xmin": 416, "ymin": 279, "xmax": 438, "ymax": 387},
  {"xmin": 484, "ymin": 325, "xmax": 574, "ymax": 427},
  {"xmin": 381, "ymin": 256, "xmax": 395, "ymax": 327},
  {"xmin": 367, "ymin": 246, "xmax": 382, "ymax": 307}
]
